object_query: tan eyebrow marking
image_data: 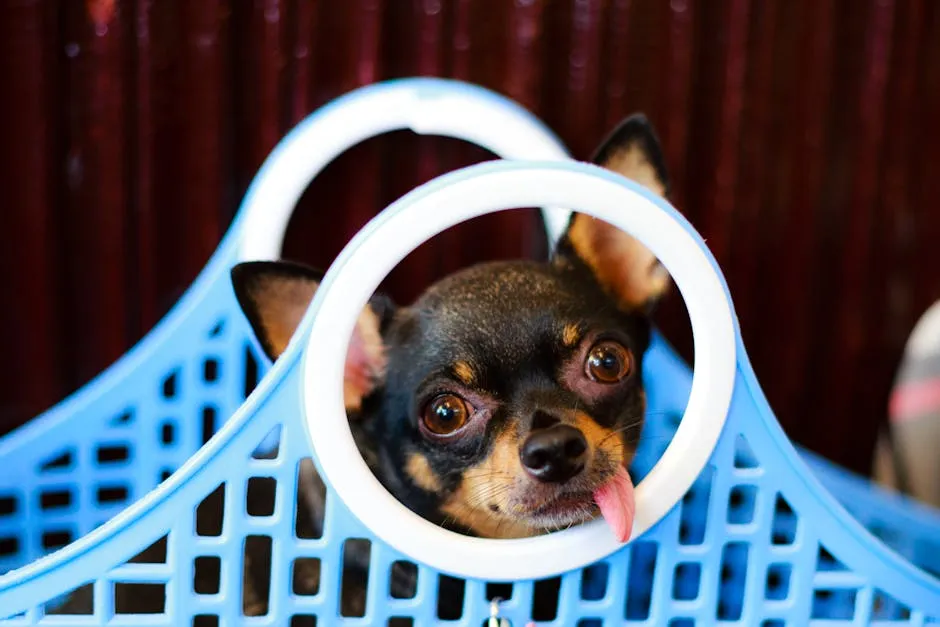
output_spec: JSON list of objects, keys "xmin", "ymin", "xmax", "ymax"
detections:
[
  {"xmin": 562, "ymin": 323, "xmax": 582, "ymax": 348},
  {"xmin": 452, "ymin": 361, "xmax": 476, "ymax": 386}
]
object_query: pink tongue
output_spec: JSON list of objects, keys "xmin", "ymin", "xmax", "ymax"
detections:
[{"xmin": 593, "ymin": 466, "xmax": 636, "ymax": 542}]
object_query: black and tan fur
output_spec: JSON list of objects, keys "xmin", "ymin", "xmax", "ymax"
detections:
[{"xmin": 232, "ymin": 114, "xmax": 673, "ymax": 547}]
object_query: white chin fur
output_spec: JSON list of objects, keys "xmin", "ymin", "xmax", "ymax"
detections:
[{"xmin": 527, "ymin": 507, "xmax": 598, "ymax": 532}]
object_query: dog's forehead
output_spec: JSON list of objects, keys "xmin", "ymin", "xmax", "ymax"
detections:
[
  {"xmin": 416, "ymin": 261, "xmax": 591, "ymax": 322},
  {"xmin": 395, "ymin": 261, "xmax": 614, "ymax": 369}
]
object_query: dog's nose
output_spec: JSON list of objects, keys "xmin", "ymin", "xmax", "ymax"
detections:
[{"xmin": 520, "ymin": 424, "xmax": 588, "ymax": 483}]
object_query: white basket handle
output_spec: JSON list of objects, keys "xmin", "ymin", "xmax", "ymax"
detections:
[
  {"xmin": 300, "ymin": 160, "xmax": 738, "ymax": 581},
  {"xmin": 236, "ymin": 78, "xmax": 571, "ymax": 262}
]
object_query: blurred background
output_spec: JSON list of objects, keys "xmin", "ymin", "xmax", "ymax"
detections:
[{"xmin": 1, "ymin": 0, "xmax": 938, "ymax": 481}]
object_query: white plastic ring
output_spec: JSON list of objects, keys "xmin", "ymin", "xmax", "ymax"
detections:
[
  {"xmin": 236, "ymin": 78, "xmax": 571, "ymax": 262},
  {"xmin": 301, "ymin": 160, "xmax": 737, "ymax": 581}
]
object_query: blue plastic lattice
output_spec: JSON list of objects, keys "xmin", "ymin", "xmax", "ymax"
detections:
[
  {"xmin": 0, "ymin": 159, "xmax": 937, "ymax": 625},
  {"xmin": 0, "ymin": 235, "xmax": 262, "ymax": 577}
]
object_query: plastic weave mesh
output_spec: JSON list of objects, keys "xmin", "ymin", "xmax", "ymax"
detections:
[{"xmin": 0, "ymin": 271, "xmax": 266, "ymax": 577}]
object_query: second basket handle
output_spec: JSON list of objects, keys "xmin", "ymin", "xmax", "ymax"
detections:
[{"xmin": 236, "ymin": 77, "xmax": 571, "ymax": 262}]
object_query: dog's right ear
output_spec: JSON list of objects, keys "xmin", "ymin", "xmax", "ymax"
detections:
[
  {"xmin": 231, "ymin": 260, "xmax": 395, "ymax": 412},
  {"xmin": 553, "ymin": 114, "xmax": 672, "ymax": 313}
]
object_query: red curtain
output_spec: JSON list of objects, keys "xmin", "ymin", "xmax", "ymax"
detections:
[{"xmin": 1, "ymin": 0, "xmax": 938, "ymax": 476}]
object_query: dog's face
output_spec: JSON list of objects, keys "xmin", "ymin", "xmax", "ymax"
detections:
[{"xmin": 232, "ymin": 114, "xmax": 672, "ymax": 539}]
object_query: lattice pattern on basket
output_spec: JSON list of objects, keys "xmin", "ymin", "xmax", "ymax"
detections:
[
  {"xmin": 805, "ymin": 450, "xmax": 940, "ymax": 581},
  {"xmin": 0, "ymin": 270, "xmax": 269, "ymax": 576},
  {"xmin": 639, "ymin": 337, "xmax": 940, "ymax": 587},
  {"xmin": 5, "ymin": 354, "xmax": 937, "ymax": 626}
]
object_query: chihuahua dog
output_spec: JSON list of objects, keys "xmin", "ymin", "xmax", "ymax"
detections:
[{"xmin": 226, "ymin": 113, "xmax": 673, "ymax": 615}]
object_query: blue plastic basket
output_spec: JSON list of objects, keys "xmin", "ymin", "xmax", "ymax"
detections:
[
  {"xmin": 1, "ymin": 153, "xmax": 937, "ymax": 625},
  {"xmin": 0, "ymin": 78, "xmax": 572, "ymax": 579}
]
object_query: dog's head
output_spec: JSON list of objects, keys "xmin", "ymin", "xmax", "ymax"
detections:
[{"xmin": 232, "ymin": 114, "xmax": 672, "ymax": 538}]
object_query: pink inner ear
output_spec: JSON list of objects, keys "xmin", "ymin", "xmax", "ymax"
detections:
[
  {"xmin": 343, "ymin": 311, "xmax": 386, "ymax": 412},
  {"xmin": 344, "ymin": 334, "xmax": 373, "ymax": 404}
]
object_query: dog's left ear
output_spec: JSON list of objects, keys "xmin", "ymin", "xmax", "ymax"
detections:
[
  {"xmin": 231, "ymin": 260, "xmax": 394, "ymax": 413},
  {"xmin": 554, "ymin": 113, "xmax": 672, "ymax": 313}
]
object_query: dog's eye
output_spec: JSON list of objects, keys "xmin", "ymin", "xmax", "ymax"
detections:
[
  {"xmin": 422, "ymin": 394, "xmax": 470, "ymax": 435},
  {"xmin": 584, "ymin": 341, "xmax": 632, "ymax": 383}
]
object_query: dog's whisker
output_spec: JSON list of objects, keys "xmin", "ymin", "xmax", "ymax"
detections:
[
  {"xmin": 466, "ymin": 485, "xmax": 513, "ymax": 509},
  {"xmin": 599, "ymin": 419, "xmax": 647, "ymax": 446},
  {"xmin": 462, "ymin": 469, "xmax": 513, "ymax": 480},
  {"xmin": 628, "ymin": 433, "xmax": 681, "ymax": 445}
]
